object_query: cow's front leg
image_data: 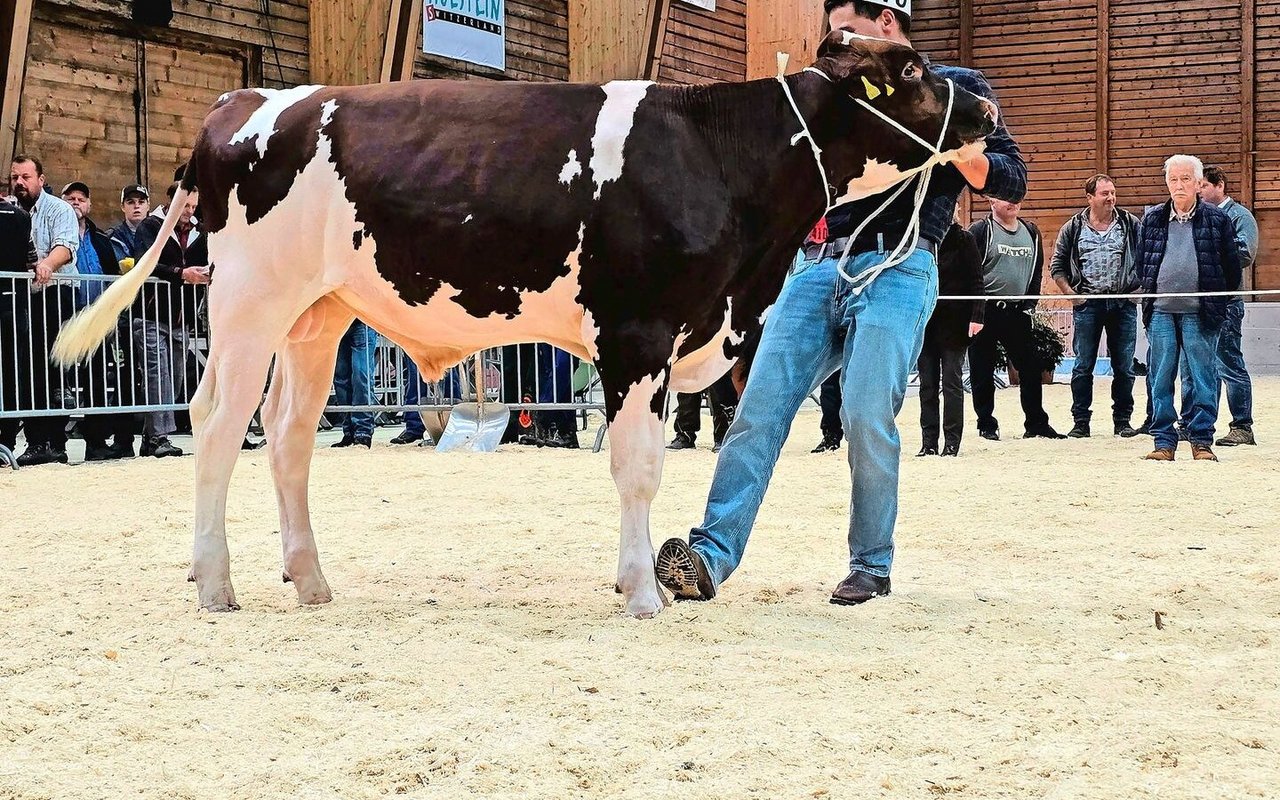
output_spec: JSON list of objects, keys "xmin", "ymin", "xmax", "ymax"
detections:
[{"xmin": 602, "ymin": 367, "xmax": 671, "ymax": 618}]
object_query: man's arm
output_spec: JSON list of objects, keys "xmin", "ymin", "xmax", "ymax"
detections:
[
  {"xmin": 1233, "ymin": 206, "xmax": 1260, "ymax": 268},
  {"xmin": 1220, "ymin": 216, "xmax": 1243, "ymax": 292},
  {"xmin": 959, "ymin": 228, "xmax": 986, "ymax": 329},
  {"xmin": 946, "ymin": 70, "xmax": 1027, "ymax": 203},
  {"xmin": 33, "ymin": 201, "xmax": 79, "ymax": 287},
  {"xmin": 1022, "ymin": 221, "xmax": 1044, "ymax": 312}
]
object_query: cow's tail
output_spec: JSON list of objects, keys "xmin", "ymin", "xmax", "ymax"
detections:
[{"xmin": 53, "ymin": 161, "xmax": 198, "ymax": 365}]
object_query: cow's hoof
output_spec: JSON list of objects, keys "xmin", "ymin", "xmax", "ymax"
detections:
[
  {"xmin": 624, "ymin": 592, "xmax": 666, "ymax": 619},
  {"xmin": 287, "ymin": 569, "xmax": 333, "ymax": 606},
  {"xmin": 297, "ymin": 587, "xmax": 333, "ymax": 606},
  {"xmin": 202, "ymin": 601, "xmax": 241, "ymax": 613},
  {"xmin": 197, "ymin": 582, "xmax": 240, "ymax": 612}
]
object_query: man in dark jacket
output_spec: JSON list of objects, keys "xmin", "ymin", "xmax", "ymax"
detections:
[
  {"xmin": 967, "ymin": 198, "xmax": 1065, "ymax": 441},
  {"xmin": 0, "ymin": 196, "xmax": 38, "ymax": 454},
  {"xmin": 1050, "ymin": 174, "xmax": 1142, "ymax": 438},
  {"xmin": 61, "ymin": 181, "xmax": 137, "ymax": 460},
  {"xmin": 917, "ymin": 221, "xmax": 984, "ymax": 456},
  {"xmin": 1137, "ymin": 155, "xmax": 1241, "ymax": 462},
  {"xmin": 107, "ymin": 183, "xmax": 151, "ymax": 265},
  {"xmin": 131, "ymin": 183, "xmax": 209, "ymax": 458}
]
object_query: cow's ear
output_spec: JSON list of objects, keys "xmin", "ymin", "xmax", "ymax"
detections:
[{"xmin": 814, "ymin": 30, "xmax": 880, "ymax": 84}]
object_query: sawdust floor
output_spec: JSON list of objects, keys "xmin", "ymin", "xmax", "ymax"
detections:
[{"xmin": 2, "ymin": 381, "xmax": 1278, "ymax": 799}]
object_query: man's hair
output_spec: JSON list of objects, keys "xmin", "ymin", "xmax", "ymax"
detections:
[
  {"xmin": 1084, "ymin": 174, "xmax": 1114, "ymax": 196},
  {"xmin": 11, "ymin": 154, "xmax": 44, "ymax": 176},
  {"xmin": 1164, "ymin": 154, "xmax": 1204, "ymax": 181},
  {"xmin": 823, "ymin": 1, "xmax": 912, "ymax": 37},
  {"xmin": 166, "ymin": 181, "xmax": 180, "ymax": 200},
  {"xmin": 1203, "ymin": 165, "xmax": 1227, "ymax": 189}
]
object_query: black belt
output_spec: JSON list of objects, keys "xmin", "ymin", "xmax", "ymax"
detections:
[{"xmin": 802, "ymin": 235, "xmax": 937, "ymax": 262}]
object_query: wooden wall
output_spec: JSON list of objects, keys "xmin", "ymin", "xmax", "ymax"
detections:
[
  {"xmin": 657, "ymin": 0, "xmax": 746, "ymax": 84},
  {"xmin": 309, "ymin": 0, "xmax": 393, "ymax": 85},
  {"xmin": 568, "ymin": 0, "xmax": 648, "ymax": 81},
  {"xmin": 744, "ymin": 1, "xmax": 825, "ymax": 79},
  {"xmin": 414, "ymin": 0, "xmax": 569, "ymax": 82}
]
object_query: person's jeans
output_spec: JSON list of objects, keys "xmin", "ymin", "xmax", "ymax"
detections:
[
  {"xmin": 132, "ymin": 318, "xmax": 188, "ymax": 439},
  {"xmin": 689, "ymin": 247, "xmax": 937, "ymax": 587},
  {"xmin": 333, "ymin": 321, "xmax": 377, "ymax": 439},
  {"xmin": 1180, "ymin": 298, "xmax": 1251, "ymax": 431},
  {"xmin": 1070, "ymin": 299, "xmax": 1137, "ymax": 426},
  {"xmin": 967, "ymin": 304, "xmax": 1051, "ymax": 434},
  {"xmin": 402, "ymin": 357, "xmax": 462, "ymax": 437},
  {"xmin": 917, "ymin": 336, "xmax": 966, "ymax": 449},
  {"xmin": 534, "ymin": 343, "xmax": 576, "ymax": 435},
  {"xmin": 1149, "ymin": 311, "xmax": 1220, "ymax": 451}
]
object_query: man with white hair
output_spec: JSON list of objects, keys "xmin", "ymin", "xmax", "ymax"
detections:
[{"xmin": 1134, "ymin": 155, "xmax": 1241, "ymax": 462}]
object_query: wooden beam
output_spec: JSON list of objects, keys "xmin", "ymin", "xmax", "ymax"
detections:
[
  {"xmin": 643, "ymin": 0, "xmax": 672, "ymax": 81},
  {"xmin": 1095, "ymin": 0, "xmax": 1109, "ymax": 175},
  {"xmin": 1242, "ymin": 0, "xmax": 1256, "ymax": 290},
  {"xmin": 0, "ymin": 0, "xmax": 34, "ymax": 165},
  {"xmin": 381, "ymin": 0, "xmax": 421, "ymax": 82},
  {"xmin": 958, "ymin": 0, "xmax": 972, "ymax": 68}
]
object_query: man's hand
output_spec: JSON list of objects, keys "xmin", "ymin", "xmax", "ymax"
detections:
[
  {"xmin": 182, "ymin": 267, "xmax": 211, "ymax": 285},
  {"xmin": 942, "ymin": 139, "xmax": 987, "ymax": 165},
  {"xmin": 968, "ymin": 322, "xmax": 984, "ymax": 338},
  {"xmin": 33, "ymin": 262, "xmax": 54, "ymax": 288}
]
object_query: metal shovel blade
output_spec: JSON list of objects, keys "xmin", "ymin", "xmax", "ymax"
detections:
[{"xmin": 435, "ymin": 353, "xmax": 509, "ymax": 453}]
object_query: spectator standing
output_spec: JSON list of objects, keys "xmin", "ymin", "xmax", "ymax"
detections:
[
  {"xmin": 810, "ymin": 372, "xmax": 843, "ymax": 453},
  {"xmin": 917, "ymin": 221, "xmax": 985, "ymax": 456},
  {"xmin": 108, "ymin": 184, "xmax": 151, "ymax": 267},
  {"xmin": 1137, "ymin": 155, "xmax": 1241, "ymax": 462},
  {"xmin": 60, "ymin": 181, "xmax": 136, "ymax": 460},
  {"xmin": 1050, "ymin": 175, "xmax": 1142, "ymax": 438},
  {"xmin": 667, "ymin": 373, "xmax": 737, "ymax": 453},
  {"xmin": 0, "ymin": 194, "xmax": 38, "ymax": 453},
  {"xmin": 330, "ymin": 320, "xmax": 377, "ymax": 448},
  {"xmin": 967, "ymin": 198, "xmax": 1065, "ymax": 441},
  {"xmin": 1190, "ymin": 166, "xmax": 1259, "ymax": 447},
  {"xmin": 9, "ymin": 155, "xmax": 78, "ymax": 466}
]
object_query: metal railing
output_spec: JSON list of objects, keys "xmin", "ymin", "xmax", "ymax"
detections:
[{"xmin": 0, "ymin": 270, "xmax": 606, "ymax": 440}]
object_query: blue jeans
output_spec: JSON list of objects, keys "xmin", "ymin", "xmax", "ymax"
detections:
[
  {"xmin": 1070, "ymin": 300, "xmax": 1137, "ymax": 426},
  {"xmin": 333, "ymin": 321, "xmax": 377, "ymax": 438},
  {"xmin": 403, "ymin": 358, "xmax": 462, "ymax": 437},
  {"xmin": 1180, "ymin": 299, "xmax": 1252, "ymax": 430},
  {"xmin": 690, "ymin": 247, "xmax": 937, "ymax": 586},
  {"xmin": 1149, "ymin": 312, "xmax": 1220, "ymax": 451}
]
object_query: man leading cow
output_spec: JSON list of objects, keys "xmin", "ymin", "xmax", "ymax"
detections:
[{"xmin": 656, "ymin": 0, "xmax": 1028, "ymax": 607}]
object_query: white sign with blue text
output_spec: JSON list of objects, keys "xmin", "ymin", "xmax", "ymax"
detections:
[{"xmin": 423, "ymin": 0, "xmax": 506, "ymax": 71}]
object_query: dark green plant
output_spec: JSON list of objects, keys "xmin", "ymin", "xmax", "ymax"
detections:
[{"xmin": 992, "ymin": 312, "xmax": 1067, "ymax": 373}]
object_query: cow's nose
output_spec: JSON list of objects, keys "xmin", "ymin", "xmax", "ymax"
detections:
[{"xmin": 979, "ymin": 98, "xmax": 999, "ymax": 125}]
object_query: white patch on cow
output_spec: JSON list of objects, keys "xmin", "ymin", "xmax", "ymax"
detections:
[
  {"xmin": 580, "ymin": 308, "xmax": 601, "ymax": 362},
  {"xmin": 319, "ymin": 99, "xmax": 339, "ymax": 128},
  {"xmin": 589, "ymin": 81, "xmax": 653, "ymax": 199},
  {"xmin": 670, "ymin": 298, "xmax": 743, "ymax": 392},
  {"xmin": 835, "ymin": 158, "xmax": 907, "ymax": 204},
  {"xmin": 463, "ymin": 214, "xmax": 473, "ymax": 224},
  {"xmin": 559, "ymin": 149, "xmax": 582, "ymax": 185},
  {"xmin": 842, "ymin": 30, "xmax": 856, "ymax": 46},
  {"xmin": 229, "ymin": 84, "xmax": 326, "ymax": 158}
]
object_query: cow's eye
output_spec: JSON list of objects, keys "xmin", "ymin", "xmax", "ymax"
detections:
[{"xmin": 902, "ymin": 62, "xmax": 920, "ymax": 80}]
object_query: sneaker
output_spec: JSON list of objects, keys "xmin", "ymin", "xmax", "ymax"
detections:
[
  {"xmin": 979, "ymin": 428, "xmax": 1000, "ymax": 442},
  {"xmin": 142, "ymin": 436, "xmax": 183, "ymax": 458},
  {"xmin": 1143, "ymin": 448, "xmax": 1175, "ymax": 462},
  {"xmin": 916, "ymin": 445, "xmax": 938, "ymax": 457},
  {"xmin": 1067, "ymin": 423, "xmax": 1090, "ymax": 439},
  {"xmin": 1192, "ymin": 444, "xmax": 1219, "ymax": 462},
  {"xmin": 1115, "ymin": 424, "xmax": 1140, "ymax": 438},
  {"xmin": 1025, "ymin": 425, "xmax": 1067, "ymax": 440},
  {"xmin": 666, "ymin": 433, "xmax": 696, "ymax": 451},
  {"xmin": 389, "ymin": 430, "xmax": 423, "ymax": 445},
  {"xmin": 811, "ymin": 434, "xmax": 842, "ymax": 453},
  {"xmin": 655, "ymin": 538, "xmax": 716, "ymax": 600},
  {"xmin": 16, "ymin": 443, "xmax": 69, "ymax": 466},
  {"xmin": 1215, "ymin": 427, "xmax": 1256, "ymax": 447},
  {"xmin": 110, "ymin": 438, "xmax": 136, "ymax": 459}
]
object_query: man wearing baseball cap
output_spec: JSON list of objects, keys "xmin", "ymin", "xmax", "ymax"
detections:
[
  {"xmin": 108, "ymin": 183, "xmax": 151, "ymax": 267},
  {"xmin": 658, "ymin": 0, "xmax": 1028, "ymax": 607}
]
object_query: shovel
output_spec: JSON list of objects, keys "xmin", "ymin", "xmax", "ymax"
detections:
[{"xmin": 434, "ymin": 351, "xmax": 510, "ymax": 452}]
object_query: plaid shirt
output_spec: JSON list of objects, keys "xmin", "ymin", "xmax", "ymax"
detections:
[{"xmin": 825, "ymin": 64, "xmax": 1027, "ymax": 247}]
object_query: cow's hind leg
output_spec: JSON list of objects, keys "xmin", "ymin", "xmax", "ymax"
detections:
[
  {"xmin": 261, "ymin": 296, "xmax": 353, "ymax": 605},
  {"xmin": 188, "ymin": 295, "xmax": 303, "ymax": 611},
  {"xmin": 601, "ymin": 364, "xmax": 672, "ymax": 618}
]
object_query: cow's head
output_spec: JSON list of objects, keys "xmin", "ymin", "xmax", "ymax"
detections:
[{"xmin": 811, "ymin": 31, "xmax": 997, "ymax": 171}]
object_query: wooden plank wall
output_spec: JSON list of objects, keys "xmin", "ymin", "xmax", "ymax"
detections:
[
  {"xmin": 658, "ymin": 0, "xmax": 746, "ymax": 84},
  {"xmin": 568, "ymin": 0, "xmax": 648, "ymax": 81},
  {"xmin": 414, "ymin": 0, "xmax": 569, "ymax": 82},
  {"xmin": 309, "ymin": 0, "xmax": 393, "ymax": 85},
  {"xmin": 744, "ymin": 0, "xmax": 824, "ymax": 79}
]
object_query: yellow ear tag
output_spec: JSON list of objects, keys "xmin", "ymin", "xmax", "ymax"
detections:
[
  {"xmin": 884, "ymin": 83, "xmax": 895, "ymax": 96},
  {"xmin": 861, "ymin": 75, "xmax": 882, "ymax": 100}
]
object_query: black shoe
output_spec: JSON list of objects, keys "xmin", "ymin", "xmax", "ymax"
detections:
[
  {"xmin": 655, "ymin": 538, "xmax": 716, "ymax": 600},
  {"xmin": 1135, "ymin": 420, "xmax": 1152, "ymax": 436},
  {"xmin": 666, "ymin": 434, "xmax": 695, "ymax": 451},
  {"xmin": 17, "ymin": 443, "xmax": 69, "ymax": 467},
  {"xmin": 711, "ymin": 440, "xmax": 723, "ymax": 454},
  {"xmin": 1176, "ymin": 427, "xmax": 1191, "ymax": 442},
  {"xmin": 830, "ymin": 570, "xmax": 891, "ymax": 606},
  {"xmin": 85, "ymin": 441, "xmax": 116, "ymax": 462},
  {"xmin": 1067, "ymin": 423, "xmax": 1090, "ymax": 439},
  {"xmin": 142, "ymin": 436, "xmax": 183, "ymax": 458},
  {"xmin": 331, "ymin": 434, "xmax": 356, "ymax": 448},
  {"xmin": 389, "ymin": 430, "xmax": 423, "ymax": 445},
  {"xmin": 811, "ymin": 434, "xmax": 842, "ymax": 453},
  {"xmin": 110, "ymin": 437, "xmax": 136, "ymax": 459},
  {"xmin": 940, "ymin": 443, "xmax": 960, "ymax": 457},
  {"xmin": 542, "ymin": 429, "xmax": 580, "ymax": 449},
  {"xmin": 916, "ymin": 445, "xmax": 938, "ymax": 457},
  {"xmin": 353, "ymin": 436, "xmax": 373, "ymax": 449},
  {"xmin": 979, "ymin": 428, "xmax": 1000, "ymax": 442},
  {"xmin": 1115, "ymin": 423, "xmax": 1140, "ymax": 438},
  {"xmin": 1132, "ymin": 358, "xmax": 1148, "ymax": 377},
  {"xmin": 1025, "ymin": 425, "xmax": 1066, "ymax": 440}
]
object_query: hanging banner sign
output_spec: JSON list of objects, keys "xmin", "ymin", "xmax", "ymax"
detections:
[{"xmin": 423, "ymin": 0, "xmax": 506, "ymax": 71}]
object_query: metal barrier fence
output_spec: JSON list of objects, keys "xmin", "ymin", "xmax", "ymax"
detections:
[{"xmin": 0, "ymin": 270, "xmax": 607, "ymax": 439}]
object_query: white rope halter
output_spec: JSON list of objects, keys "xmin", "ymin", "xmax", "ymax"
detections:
[{"xmin": 775, "ymin": 36, "xmax": 958, "ymax": 293}]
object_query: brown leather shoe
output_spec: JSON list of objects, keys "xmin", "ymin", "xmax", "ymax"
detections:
[
  {"xmin": 1192, "ymin": 444, "xmax": 1218, "ymax": 462},
  {"xmin": 830, "ymin": 570, "xmax": 891, "ymax": 606},
  {"xmin": 655, "ymin": 538, "xmax": 716, "ymax": 600},
  {"xmin": 1143, "ymin": 448, "xmax": 1175, "ymax": 461}
]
